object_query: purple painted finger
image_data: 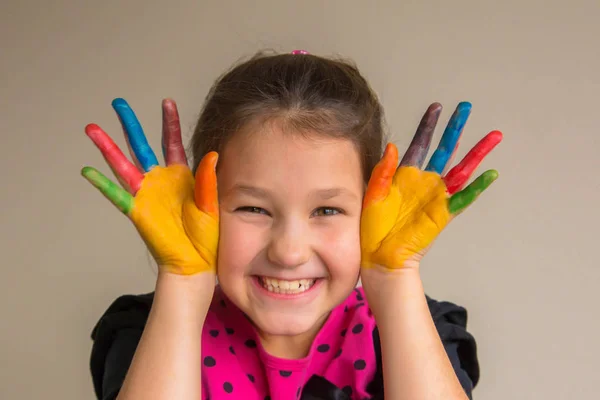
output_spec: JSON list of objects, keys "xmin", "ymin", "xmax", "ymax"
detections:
[
  {"xmin": 399, "ymin": 103, "xmax": 442, "ymax": 168},
  {"xmin": 162, "ymin": 99, "xmax": 188, "ymax": 166}
]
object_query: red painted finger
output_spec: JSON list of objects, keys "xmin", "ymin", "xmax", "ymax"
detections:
[
  {"xmin": 85, "ymin": 124, "xmax": 144, "ymax": 194},
  {"xmin": 162, "ymin": 98, "xmax": 188, "ymax": 166},
  {"xmin": 363, "ymin": 143, "xmax": 398, "ymax": 208},
  {"xmin": 443, "ymin": 130, "xmax": 503, "ymax": 194}
]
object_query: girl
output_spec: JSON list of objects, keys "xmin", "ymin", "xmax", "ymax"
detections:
[{"xmin": 86, "ymin": 50, "xmax": 501, "ymax": 400}]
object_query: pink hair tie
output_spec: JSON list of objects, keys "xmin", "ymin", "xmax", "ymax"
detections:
[{"xmin": 291, "ymin": 50, "xmax": 309, "ymax": 55}]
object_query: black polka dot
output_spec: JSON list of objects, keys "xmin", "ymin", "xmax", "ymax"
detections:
[
  {"xmin": 223, "ymin": 381, "xmax": 233, "ymax": 393},
  {"xmin": 352, "ymin": 323, "xmax": 364, "ymax": 334},
  {"xmin": 344, "ymin": 305, "xmax": 349, "ymax": 312},
  {"xmin": 334, "ymin": 348, "xmax": 342, "ymax": 358},
  {"xmin": 229, "ymin": 345, "xmax": 235, "ymax": 355},
  {"xmin": 264, "ymin": 397, "xmax": 271, "ymax": 400},
  {"xmin": 297, "ymin": 386, "xmax": 302, "ymax": 397},
  {"xmin": 225, "ymin": 327, "xmax": 235, "ymax": 335},
  {"xmin": 317, "ymin": 344, "xmax": 330, "ymax": 352},
  {"xmin": 341, "ymin": 328, "xmax": 347, "ymax": 337},
  {"xmin": 245, "ymin": 339, "xmax": 257, "ymax": 348},
  {"xmin": 355, "ymin": 303, "xmax": 365, "ymax": 309},
  {"xmin": 279, "ymin": 370, "xmax": 292, "ymax": 377},
  {"xmin": 203, "ymin": 356, "xmax": 216, "ymax": 367},
  {"xmin": 220, "ymin": 299, "xmax": 226, "ymax": 307},
  {"xmin": 355, "ymin": 289, "xmax": 363, "ymax": 301},
  {"xmin": 342, "ymin": 385, "xmax": 353, "ymax": 396},
  {"xmin": 209, "ymin": 329, "xmax": 219, "ymax": 337},
  {"xmin": 247, "ymin": 373, "xmax": 255, "ymax": 383},
  {"xmin": 354, "ymin": 359, "xmax": 366, "ymax": 370}
]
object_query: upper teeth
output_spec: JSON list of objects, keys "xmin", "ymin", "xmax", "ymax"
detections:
[{"xmin": 260, "ymin": 277, "xmax": 315, "ymax": 293}]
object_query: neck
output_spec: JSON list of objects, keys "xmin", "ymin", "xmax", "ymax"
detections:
[{"xmin": 256, "ymin": 312, "xmax": 330, "ymax": 359}]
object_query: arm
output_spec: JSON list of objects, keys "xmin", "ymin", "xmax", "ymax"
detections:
[
  {"xmin": 360, "ymin": 102, "xmax": 501, "ymax": 399},
  {"xmin": 117, "ymin": 273, "xmax": 214, "ymax": 400},
  {"xmin": 82, "ymin": 98, "xmax": 220, "ymax": 399},
  {"xmin": 364, "ymin": 270, "xmax": 468, "ymax": 399}
]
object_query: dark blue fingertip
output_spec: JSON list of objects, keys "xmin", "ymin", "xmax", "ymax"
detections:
[
  {"xmin": 425, "ymin": 101, "xmax": 472, "ymax": 174},
  {"xmin": 111, "ymin": 98, "xmax": 159, "ymax": 171}
]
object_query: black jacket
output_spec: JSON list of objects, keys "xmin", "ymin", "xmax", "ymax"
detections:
[{"xmin": 90, "ymin": 293, "xmax": 479, "ymax": 399}]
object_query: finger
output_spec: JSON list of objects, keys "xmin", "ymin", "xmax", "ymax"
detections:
[
  {"xmin": 444, "ymin": 130, "xmax": 503, "ymax": 194},
  {"xmin": 448, "ymin": 169, "xmax": 498, "ymax": 215},
  {"xmin": 112, "ymin": 98, "xmax": 159, "ymax": 172},
  {"xmin": 399, "ymin": 102, "xmax": 442, "ymax": 168},
  {"xmin": 162, "ymin": 98, "xmax": 188, "ymax": 166},
  {"xmin": 194, "ymin": 151, "xmax": 219, "ymax": 219},
  {"xmin": 81, "ymin": 166, "xmax": 135, "ymax": 215},
  {"xmin": 425, "ymin": 101, "xmax": 471, "ymax": 174},
  {"xmin": 85, "ymin": 123, "xmax": 144, "ymax": 194},
  {"xmin": 363, "ymin": 143, "xmax": 399, "ymax": 209}
]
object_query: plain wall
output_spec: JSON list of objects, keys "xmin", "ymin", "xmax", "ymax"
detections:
[{"xmin": 1, "ymin": 0, "xmax": 599, "ymax": 399}]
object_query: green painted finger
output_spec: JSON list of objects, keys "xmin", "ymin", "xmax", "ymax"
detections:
[
  {"xmin": 81, "ymin": 166, "xmax": 135, "ymax": 214},
  {"xmin": 448, "ymin": 169, "xmax": 498, "ymax": 214}
]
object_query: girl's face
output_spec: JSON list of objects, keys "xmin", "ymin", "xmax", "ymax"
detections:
[{"xmin": 216, "ymin": 122, "xmax": 364, "ymax": 355}]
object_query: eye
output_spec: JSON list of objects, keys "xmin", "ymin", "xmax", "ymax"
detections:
[
  {"xmin": 312, "ymin": 207, "xmax": 342, "ymax": 217},
  {"xmin": 236, "ymin": 206, "xmax": 269, "ymax": 215}
]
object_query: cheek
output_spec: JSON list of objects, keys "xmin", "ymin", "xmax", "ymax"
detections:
[
  {"xmin": 217, "ymin": 214, "xmax": 263, "ymax": 276},
  {"xmin": 316, "ymin": 218, "xmax": 361, "ymax": 277}
]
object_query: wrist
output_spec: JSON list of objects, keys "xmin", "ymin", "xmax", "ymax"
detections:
[
  {"xmin": 153, "ymin": 271, "xmax": 216, "ymax": 321},
  {"xmin": 362, "ymin": 267, "xmax": 426, "ymax": 320}
]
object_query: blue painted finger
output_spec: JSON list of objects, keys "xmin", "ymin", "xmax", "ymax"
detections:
[
  {"xmin": 425, "ymin": 101, "xmax": 471, "ymax": 174},
  {"xmin": 112, "ymin": 98, "xmax": 159, "ymax": 172}
]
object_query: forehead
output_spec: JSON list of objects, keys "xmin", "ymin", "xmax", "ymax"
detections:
[{"xmin": 217, "ymin": 123, "xmax": 363, "ymax": 192}]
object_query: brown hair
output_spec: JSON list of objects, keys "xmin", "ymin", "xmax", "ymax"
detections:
[{"xmin": 189, "ymin": 50, "xmax": 387, "ymax": 183}]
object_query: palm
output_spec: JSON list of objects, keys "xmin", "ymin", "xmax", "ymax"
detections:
[
  {"xmin": 81, "ymin": 98, "xmax": 219, "ymax": 275},
  {"xmin": 361, "ymin": 102, "xmax": 502, "ymax": 270}
]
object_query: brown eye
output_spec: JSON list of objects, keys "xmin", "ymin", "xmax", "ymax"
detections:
[
  {"xmin": 313, "ymin": 207, "xmax": 342, "ymax": 217},
  {"xmin": 237, "ymin": 206, "xmax": 268, "ymax": 215}
]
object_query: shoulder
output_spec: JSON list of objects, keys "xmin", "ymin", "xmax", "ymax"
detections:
[
  {"xmin": 90, "ymin": 291, "xmax": 231, "ymax": 399},
  {"xmin": 89, "ymin": 292, "xmax": 155, "ymax": 399},
  {"xmin": 91, "ymin": 292, "xmax": 155, "ymax": 339},
  {"xmin": 425, "ymin": 295, "xmax": 480, "ymax": 389},
  {"xmin": 367, "ymin": 294, "xmax": 480, "ymax": 399}
]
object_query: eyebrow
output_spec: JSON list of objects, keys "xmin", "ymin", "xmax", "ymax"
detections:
[{"xmin": 227, "ymin": 184, "xmax": 358, "ymax": 201}]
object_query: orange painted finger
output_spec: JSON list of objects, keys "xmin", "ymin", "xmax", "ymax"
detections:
[
  {"xmin": 194, "ymin": 152, "xmax": 219, "ymax": 218},
  {"xmin": 363, "ymin": 143, "xmax": 398, "ymax": 208}
]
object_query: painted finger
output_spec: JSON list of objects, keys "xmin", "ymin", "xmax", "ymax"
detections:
[
  {"xmin": 444, "ymin": 130, "xmax": 503, "ymax": 194},
  {"xmin": 162, "ymin": 98, "xmax": 188, "ymax": 166},
  {"xmin": 81, "ymin": 166, "xmax": 135, "ymax": 215},
  {"xmin": 112, "ymin": 98, "xmax": 159, "ymax": 172},
  {"xmin": 448, "ymin": 169, "xmax": 498, "ymax": 215},
  {"xmin": 194, "ymin": 151, "xmax": 219, "ymax": 219},
  {"xmin": 425, "ymin": 102, "xmax": 471, "ymax": 174},
  {"xmin": 85, "ymin": 124, "xmax": 144, "ymax": 194},
  {"xmin": 399, "ymin": 102, "xmax": 442, "ymax": 168},
  {"xmin": 363, "ymin": 143, "xmax": 399, "ymax": 209}
]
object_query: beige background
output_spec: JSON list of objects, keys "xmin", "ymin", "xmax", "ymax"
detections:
[{"xmin": 1, "ymin": 0, "xmax": 599, "ymax": 399}]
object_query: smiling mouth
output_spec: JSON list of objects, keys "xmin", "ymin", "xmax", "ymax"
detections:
[{"xmin": 257, "ymin": 276, "xmax": 317, "ymax": 294}]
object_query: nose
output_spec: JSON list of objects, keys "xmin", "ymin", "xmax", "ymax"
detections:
[{"xmin": 267, "ymin": 219, "xmax": 311, "ymax": 269}]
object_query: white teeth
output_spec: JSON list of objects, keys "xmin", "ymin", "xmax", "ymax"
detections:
[{"xmin": 259, "ymin": 277, "xmax": 316, "ymax": 294}]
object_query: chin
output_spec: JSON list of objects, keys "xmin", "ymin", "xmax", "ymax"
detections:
[{"xmin": 250, "ymin": 310, "xmax": 327, "ymax": 337}]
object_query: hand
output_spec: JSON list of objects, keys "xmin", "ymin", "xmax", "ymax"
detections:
[
  {"xmin": 81, "ymin": 98, "xmax": 219, "ymax": 275},
  {"xmin": 360, "ymin": 102, "xmax": 502, "ymax": 272}
]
